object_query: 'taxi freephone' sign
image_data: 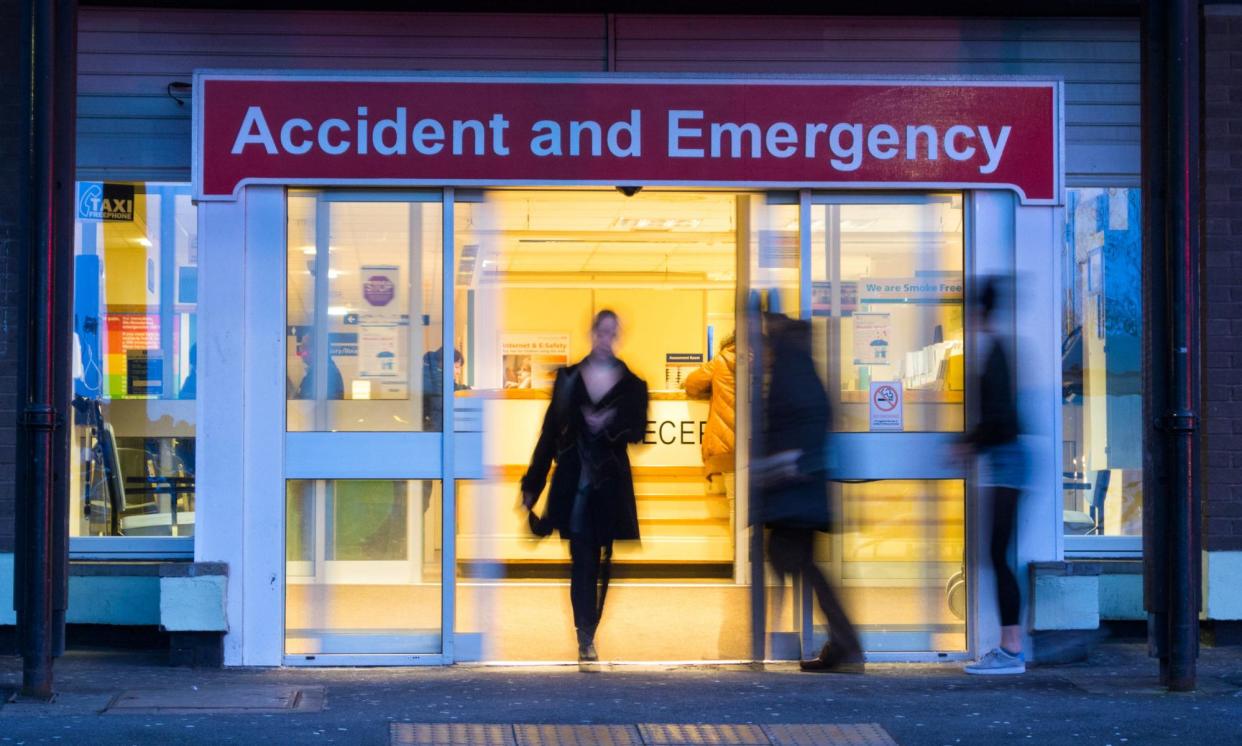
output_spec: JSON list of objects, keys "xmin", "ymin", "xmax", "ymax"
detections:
[{"xmin": 193, "ymin": 74, "xmax": 1061, "ymax": 204}]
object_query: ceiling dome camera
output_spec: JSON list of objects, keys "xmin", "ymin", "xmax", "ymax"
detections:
[{"xmin": 616, "ymin": 185, "xmax": 642, "ymax": 197}]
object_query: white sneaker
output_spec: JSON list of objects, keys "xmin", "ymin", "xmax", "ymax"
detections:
[{"xmin": 964, "ymin": 647, "xmax": 1026, "ymax": 675}]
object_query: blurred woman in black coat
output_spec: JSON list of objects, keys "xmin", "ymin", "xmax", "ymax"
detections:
[
  {"xmin": 755, "ymin": 313, "xmax": 863, "ymax": 673},
  {"xmin": 521, "ymin": 310, "xmax": 649, "ymax": 663}
]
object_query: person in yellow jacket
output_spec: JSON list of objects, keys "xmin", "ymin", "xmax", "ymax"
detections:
[{"xmin": 683, "ymin": 334, "xmax": 737, "ymax": 523}]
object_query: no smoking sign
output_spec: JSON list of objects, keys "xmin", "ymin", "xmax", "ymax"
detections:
[{"xmin": 869, "ymin": 381, "xmax": 904, "ymax": 432}]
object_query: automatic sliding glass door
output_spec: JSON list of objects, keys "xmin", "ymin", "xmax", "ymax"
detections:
[
  {"xmin": 283, "ymin": 191, "xmax": 451, "ymax": 661},
  {"xmin": 805, "ymin": 194, "xmax": 970, "ymax": 657}
]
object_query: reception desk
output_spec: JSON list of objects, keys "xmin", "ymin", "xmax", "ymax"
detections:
[{"xmin": 456, "ymin": 389, "xmax": 732, "ymax": 570}]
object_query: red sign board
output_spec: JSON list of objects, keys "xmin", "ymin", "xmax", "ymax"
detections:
[{"xmin": 194, "ymin": 74, "xmax": 1061, "ymax": 204}]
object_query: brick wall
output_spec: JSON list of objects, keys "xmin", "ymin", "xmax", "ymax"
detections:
[
  {"xmin": 0, "ymin": 0, "xmax": 23, "ymax": 555},
  {"xmin": 1204, "ymin": 5, "xmax": 1242, "ymax": 553}
]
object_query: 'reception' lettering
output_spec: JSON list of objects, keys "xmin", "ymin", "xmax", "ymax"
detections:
[
  {"xmin": 642, "ymin": 419, "xmax": 707, "ymax": 447},
  {"xmin": 230, "ymin": 106, "xmax": 1013, "ymax": 175}
]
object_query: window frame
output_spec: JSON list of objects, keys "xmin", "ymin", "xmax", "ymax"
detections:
[{"xmin": 68, "ymin": 179, "xmax": 198, "ymax": 560}]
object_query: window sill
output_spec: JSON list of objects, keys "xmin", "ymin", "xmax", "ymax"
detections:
[
  {"xmin": 1064, "ymin": 534, "xmax": 1142, "ymax": 558},
  {"xmin": 69, "ymin": 536, "xmax": 193, "ymax": 561}
]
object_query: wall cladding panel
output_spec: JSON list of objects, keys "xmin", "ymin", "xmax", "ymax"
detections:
[
  {"xmin": 78, "ymin": 10, "xmax": 1138, "ymax": 183},
  {"xmin": 614, "ymin": 15, "xmax": 1140, "ymax": 183},
  {"xmin": 77, "ymin": 9, "xmax": 608, "ymax": 179}
]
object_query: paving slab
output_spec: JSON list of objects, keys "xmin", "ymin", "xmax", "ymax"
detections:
[
  {"xmin": 103, "ymin": 684, "xmax": 326, "ymax": 714},
  {"xmin": 1058, "ymin": 673, "xmax": 1238, "ymax": 695}
]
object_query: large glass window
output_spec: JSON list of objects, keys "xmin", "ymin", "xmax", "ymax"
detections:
[
  {"xmin": 286, "ymin": 192, "xmax": 444, "ymax": 432},
  {"xmin": 1062, "ymin": 188, "xmax": 1142, "ymax": 543},
  {"xmin": 70, "ymin": 182, "xmax": 197, "ymax": 540}
]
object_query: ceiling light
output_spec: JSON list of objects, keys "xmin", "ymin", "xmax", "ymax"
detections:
[{"xmin": 327, "ymin": 306, "xmax": 349, "ymax": 317}]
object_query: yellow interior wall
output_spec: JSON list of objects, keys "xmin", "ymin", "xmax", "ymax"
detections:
[
  {"xmin": 500, "ymin": 288, "xmax": 594, "ymax": 361},
  {"xmin": 594, "ymin": 288, "xmax": 704, "ymax": 389},
  {"xmin": 101, "ymin": 191, "xmax": 154, "ymax": 310}
]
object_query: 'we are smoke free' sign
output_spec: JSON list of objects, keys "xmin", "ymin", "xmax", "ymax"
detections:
[{"xmin": 194, "ymin": 74, "xmax": 1061, "ymax": 204}]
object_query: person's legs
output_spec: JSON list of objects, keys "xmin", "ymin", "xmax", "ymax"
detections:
[
  {"xmin": 766, "ymin": 527, "xmax": 799, "ymax": 580},
  {"xmin": 771, "ymin": 528, "xmax": 862, "ymax": 671},
  {"xmin": 569, "ymin": 538, "xmax": 601, "ymax": 639},
  {"xmin": 966, "ymin": 484, "xmax": 1026, "ymax": 674},
  {"xmin": 805, "ymin": 561, "xmax": 862, "ymax": 657},
  {"xmin": 594, "ymin": 542, "xmax": 614, "ymax": 621},
  {"xmin": 991, "ymin": 486, "xmax": 1022, "ymax": 653}
]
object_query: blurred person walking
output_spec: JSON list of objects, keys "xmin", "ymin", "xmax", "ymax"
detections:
[
  {"xmin": 684, "ymin": 333, "xmax": 737, "ymax": 524},
  {"xmin": 521, "ymin": 310, "xmax": 649, "ymax": 664},
  {"xmin": 755, "ymin": 313, "xmax": 863, "ymax": 673},
  {"xmin": 960, "ymin": 278, "xmax": 1028, "ymax": 676}
]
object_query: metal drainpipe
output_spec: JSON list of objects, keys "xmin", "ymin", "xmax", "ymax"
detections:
[
  {"xmin": 1163, "ymin": 0, "xmax": 1203, "ymax": 694},
  {"xmin": 16, "ymin": 0, "xmax": 75, "ymax": 699},
  {"xmin": 17, "ymin": 0, "xmax": 59, "ymax": 700},
  {"xmin": 1140, "ymin": 0, "xmax": 1171, "ymax": 686}
]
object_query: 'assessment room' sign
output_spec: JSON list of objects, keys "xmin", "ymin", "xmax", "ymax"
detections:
[{"xmin": 194, "ymin": 74, "xmax": 1061, "ymax": 204}]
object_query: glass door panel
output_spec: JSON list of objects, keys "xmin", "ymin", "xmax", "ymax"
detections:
[
  {"xmin": 451, "ymin": 189, "xmax": 763, "ymax": 662},
  {"xmin": 814, "ymin": 480, "xmax": 966, "ymax": 653},
  {"xmin": 810, "ymin": 196, "xmax": 965, "ymax": 432},
  {"xmin": 283, "ymin": 191, "xmax": 448, "ymax": 661},
  {"xmin": 284, "ymin": 478, "xmax": 443, "ymax": 655},
  {"xmin": 805, "ymin": 195, "xmax": 969, "ymax": 657}
]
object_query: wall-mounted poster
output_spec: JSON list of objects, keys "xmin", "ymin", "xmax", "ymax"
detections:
[
  {"xmin": 501, "ymin": 333, "xmax": 570, "ymax": 389},
  {"xmin": 852, "ymin": 313, "xmax": 891, "ymax": 365},
  {"xmin": 811, "ymin": 281, "xmax": 858, "ymax": 317},
  {"xmin": 665, "ymin": 353, "xmax": 704, "ymax": 389},
  {"xmin": 105, "ymin": 314, "xmax": 166, "ymax": 398},
  {"xmin": 358, "ymin": 326, "xmax": 401, "ymax": 378},
  {"xmin": 359, "ymin": 264, "xmax": 404, "ymax": 325}
]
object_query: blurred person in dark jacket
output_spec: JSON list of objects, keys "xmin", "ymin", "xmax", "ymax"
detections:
[
  {"xmin": 294, "ymin": 333, "xmax": 344, "ymax": 401},
  {"xmin": 959, "ymin": 277, "xmax": 1028, "ymax": 676},
  {"xmin": 521, "ymin": 310, "xmax": 649, "ymax": 664},
  {"xmin": 754, "ymin": 313, "xmax": 863, "ymax": 673},
  {"xmin": 422, "ymin": 346, "xmax": 469, "ymax": 431}
]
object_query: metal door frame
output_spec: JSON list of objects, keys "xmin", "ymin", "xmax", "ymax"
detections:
[{"xmin": 796, "ymin": 192, "xmax": 977, "ymax": 663}]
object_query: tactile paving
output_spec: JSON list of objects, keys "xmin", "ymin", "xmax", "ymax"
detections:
[
  {"xmin": 763, "ymin": 723, "xmax": 898, "ymax": 746},
  {"xmin": 638, "ymin": 723, "xmax": 770, "ymax": 745},
  {"xmin": 515, "ymin": 724, "xmax": 643, "ymax": 746},
  {"xmin": 390, "ymin": 723, "xmax": 516, "ymax": 745}
]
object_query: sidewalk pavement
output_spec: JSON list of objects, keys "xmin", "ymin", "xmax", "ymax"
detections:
[{"xmin": 1, "ymin": 642, "xmax": 1241, "ymax": 745}]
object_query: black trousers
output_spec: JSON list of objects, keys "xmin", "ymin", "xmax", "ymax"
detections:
[
  {"xmin": 767, "ymin": 527, "xmax": 861, "ymax": 655},
  {"xmin": 990, "ymin": 486, "xmax": 1022, "ymax": 627},
  {"xmin": 569, "ymin": 538, "xmax": 613, "ymax": 632}
]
